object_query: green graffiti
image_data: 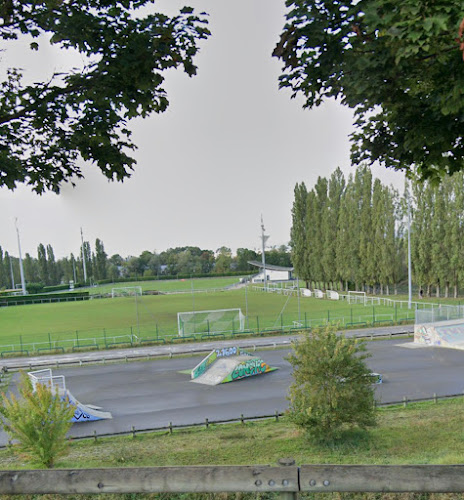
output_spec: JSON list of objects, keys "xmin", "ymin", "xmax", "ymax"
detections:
[
  {"xmin": 191, "ymin": 350, "xmax": 217, "ymax": 379},
  {"xmin": 231, "ymin": 358, "xmax": 269, "ymax": 380}
]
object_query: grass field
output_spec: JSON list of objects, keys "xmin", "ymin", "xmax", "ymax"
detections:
[
  {"xmin": 86, "ymin": 276, "xmax": 244, "ymax": 296},
  {"xmin": 0, "ymin": 284, "xmax": 416, "ymax": 354}
]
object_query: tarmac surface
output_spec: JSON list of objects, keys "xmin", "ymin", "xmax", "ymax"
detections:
[{"xmin": 2, "ymin": 324, "xmax": 464, "ymax": 445}]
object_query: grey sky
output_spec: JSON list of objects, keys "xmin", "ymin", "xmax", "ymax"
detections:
[{"xmin": 0, "ymin": 0, "xmax": 404, "ymax": 259}]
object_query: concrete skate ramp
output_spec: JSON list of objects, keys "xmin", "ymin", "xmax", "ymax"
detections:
[
  {"xmin": 65, "ymin": 389, "xmax": 112, "ymax": 422},
  {"xmin": 415, "ymin": 321, "xmax": 464, "ymax": 350},
  {"xmin": 28, "ymin": 369, "xmax": 112, "ymax": 423},
  {"xmin": 191, "ymin": 347, "xmax": 277, "ymax": 385}
]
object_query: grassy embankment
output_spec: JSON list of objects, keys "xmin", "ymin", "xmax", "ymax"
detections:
[{"xmin": 0, "ymin": 398, "xmax": 462, "ymax": 499}]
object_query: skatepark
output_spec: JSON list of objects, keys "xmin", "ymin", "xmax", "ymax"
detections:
[{"xmin": 3, "ymin": 328, "xmax": 464, "ymax": 445}]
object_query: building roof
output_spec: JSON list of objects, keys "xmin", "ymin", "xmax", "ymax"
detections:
[{"xmin": 247, "ymin": 260, "xmax": 294, "ymax": 272}]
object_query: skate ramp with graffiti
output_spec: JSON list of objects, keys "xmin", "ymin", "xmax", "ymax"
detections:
[
  {"xmin": 190, "ymin": 346, "xmax": 277, "ymax": 385},
  {"xmin": 28, "ymin": 369, "xmax": 112, "ymax": 422},
  {"xmin": 415, "ymin": 320, "xmax": 464, "ymax": 350}
]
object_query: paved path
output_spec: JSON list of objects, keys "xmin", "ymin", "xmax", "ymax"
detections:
[{"xmin": 0, "ymin": 324, "xmax": 413, "ymax": 370}]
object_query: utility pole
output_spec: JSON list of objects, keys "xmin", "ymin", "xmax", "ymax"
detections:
[
  {"xmin": 15, "ymin": 218, "xmax": 27, "ymax": 295},
  {"xmin": 80, "ymin": 227, "xmax": 87, "ymax": 284},
  {"xmin": 260, "ymin": 215, "xmax": 269, "ymax": 290}
]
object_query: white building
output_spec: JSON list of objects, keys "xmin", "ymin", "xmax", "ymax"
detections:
[{"xmin": 248, "ymin": 261, "xmax": 294, "ymax": 283}]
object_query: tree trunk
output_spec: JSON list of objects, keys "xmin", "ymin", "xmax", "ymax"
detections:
[
  {"xmin": 454, "ymin": 284, "xmax": 458, "ymax": 299},
  {"xmin": 436, "ymin": 283, "xmax": 440, "ymax": 298},
  {"xmin": 445, "ymin": 282, "xmax": 449, "ymax": 298}
]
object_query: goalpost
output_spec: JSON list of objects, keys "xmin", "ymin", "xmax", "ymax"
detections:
[
  {"xmin": 347, "ymin": 291, "xmax": 366, "ymax": 305},
  {"xmin": 111, "ymin": 286, "xmax": 142, "ymax": 298},
  {"xmin": 177, "ymin": 308, "xmax": 245, "ymax": 336}
]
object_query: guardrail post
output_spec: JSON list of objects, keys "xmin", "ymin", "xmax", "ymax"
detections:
[{"xmin": 278, "ymin": 458, "xmax": 297, "ymax": 500}]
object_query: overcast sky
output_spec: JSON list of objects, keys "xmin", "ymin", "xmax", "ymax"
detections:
[{"xmin": 0, "ymin": 0, "xmax": 404, "ymax": 259}]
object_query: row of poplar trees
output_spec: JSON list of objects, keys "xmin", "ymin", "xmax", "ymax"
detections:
[{"xmin": 291, "ymin": 166, "xmax": 464, "ymax": 298}]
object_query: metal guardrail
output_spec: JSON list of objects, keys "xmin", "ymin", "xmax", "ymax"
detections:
[{"xmin": 1, "ymin": 462, "xmax": 464, "ymax": 496}]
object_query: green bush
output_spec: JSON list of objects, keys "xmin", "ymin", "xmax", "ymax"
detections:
[
  {"xmin": 25, "ymin": 282, "xmax": 44, "ymax": 294},
  {"xmin": 0, "ymin": 372, "xmax": 76, "ymax": 468},
  {"xmin": 287, "ymin": 325, "xmax": 377, "ymax": 440}
]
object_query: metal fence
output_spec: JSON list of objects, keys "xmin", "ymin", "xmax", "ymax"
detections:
[
  {"xmin": 415, "ymin": 304, "xmax": 464, "ymax": 324},
  {"xmin": 0, "ymin": 307, "xmax": 415, "ymax": 358}
]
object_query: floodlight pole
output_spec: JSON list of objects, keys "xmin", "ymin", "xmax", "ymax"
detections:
[
  {"xmin": 80, "ymin": 227, "xmax": 87, "ymax": 284},
  {"xmin": 245, "ymin": 281, "xmax": 249, "ymax": 329},
  {"xmin": 15, "ymin": 218, "xmax": 27, "ymax": 295},
  {"xmin": 260, "ymin": 215, "xmax": 269, "ymax": 290},
  {"xmin": 135, "ymin": 293, "xmax": 140, "ymax": 338},
  {"xmin": 407, "ymin": 189, "xmax": 412, "ymax": 310}
]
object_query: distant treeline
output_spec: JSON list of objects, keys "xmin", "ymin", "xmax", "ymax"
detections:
[
  {"xmin": 0, "ymin": 242, "xmax": 291, "ymax": 293},
  {"xmin": 291, "ymin": 166, "xmax": 464, "ymax": 298}
]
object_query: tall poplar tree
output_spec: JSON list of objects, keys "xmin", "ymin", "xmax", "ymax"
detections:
[
  {"xmin": 356, "ymin": 167, "xmax": 374, "ymax": 290},
  {"xmin": 322, "ymin": 168, "xmax": 345, "ymax": 290},
  {"xmin": 291, "ymin": 183, "xmax": 310, "ymax": 286},
  {"xmin": 95, "ymin": 239, "xmax": 108, "ymax": 281},
  {"xmin": 46, "ymin": 245, "xmax": 59, "ymax": 285},
  {"xmin": 0, "ymin": 246, "xmax": 6, "ymax": 288},
  {"xmin": 37, "ymin": 244, "xmax": 48, "ymax": 285}
]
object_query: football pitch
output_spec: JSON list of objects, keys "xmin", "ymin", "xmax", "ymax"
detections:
[{"xmin": 0, "ymin": 285, "xmax": 415, "ymax": 355}]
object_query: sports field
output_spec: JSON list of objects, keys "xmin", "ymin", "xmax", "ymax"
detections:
[
  {"xmin": 86, "ymin": 276, "xmax": 244, "ymax": 296},
  {"xmin": 0, "ymin": 283, "xmax": 415, "ymax": 354}
]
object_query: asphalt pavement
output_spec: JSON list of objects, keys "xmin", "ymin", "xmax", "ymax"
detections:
[{"xmin": 0, "ymin": 324, "xmax": 413, "ymax": 370}]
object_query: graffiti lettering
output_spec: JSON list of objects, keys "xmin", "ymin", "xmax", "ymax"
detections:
[
  {"xmin": 231, "ymin": 359, "xmax": 269, "ymax": 380},
  {"xmin": 73, "ymin": 408, "xmax": 91, "ymax": 421},
  {"xmin": 215, "ymin": 347, "xmax": 237, "ymax": 358}
]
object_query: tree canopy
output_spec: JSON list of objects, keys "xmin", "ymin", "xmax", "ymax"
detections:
[
  {"xmin": 274, "ymin": 0, "xmax": 464, "ymax": 182},
  {"xmin": 0, "ymin": 0, "xmax": 210, "ymax": 193}
]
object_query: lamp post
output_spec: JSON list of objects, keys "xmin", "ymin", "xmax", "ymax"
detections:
[
  {"xmin": 80, "ymin": 227, "xmax": 87, "ymax": 284},
  {"xmin": 407, "ymin": 188, "xmax": 412, "ymax": 310},
  {"xmin": 15, "ymin": 218, "xmax": 27, "ymax": 295}
]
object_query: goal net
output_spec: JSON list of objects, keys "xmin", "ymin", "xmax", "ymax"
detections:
[
  {"xmin": 111, "ymin": 286, "xmax": 142, "ymax": 298},
  {"xmin": 347, "ymin": 291, "xmax": 366, "ymax": 305},
  {"xmin": 177, "ymin": 308, "xmax": 245, "ymax": 336}
]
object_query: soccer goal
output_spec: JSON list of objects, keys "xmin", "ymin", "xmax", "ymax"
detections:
[
  {"xmin": 111, "ymin": 286, "xmax": 142, "ymax": 298},
  {"xmin": 347, "ymin": 291, "xmax": 367, "ymax": 305},
  {"xmin": 177, "ymin": 308, "xmax": 245, "ymax": 336}
]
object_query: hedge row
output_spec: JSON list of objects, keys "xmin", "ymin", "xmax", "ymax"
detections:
[{"xmin": 0, "ymin": 291, "xmax": 89, "ymax": 305}]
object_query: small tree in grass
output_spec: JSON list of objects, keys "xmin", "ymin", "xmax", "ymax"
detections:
[
  {"xmin": 287, "ymin": 326, "xmax": 377, "ymax": 440},
  {"xmin": 0, "ymin": 372, "xmax": 76, "ymax": 468}
]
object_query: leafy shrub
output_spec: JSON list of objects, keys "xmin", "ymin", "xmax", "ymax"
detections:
[
  {"xmin": 287, "ymin": 325, "xmax": 377, "ymax": 440},
  {"xmin": 0, "ymin": 372, "xmax": 76, "ymax": 468}
]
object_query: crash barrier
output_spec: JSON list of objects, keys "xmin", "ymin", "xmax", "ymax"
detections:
[{"xmin": 1, "ymin": 462, "xmax": 464, "ymax": 496}]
